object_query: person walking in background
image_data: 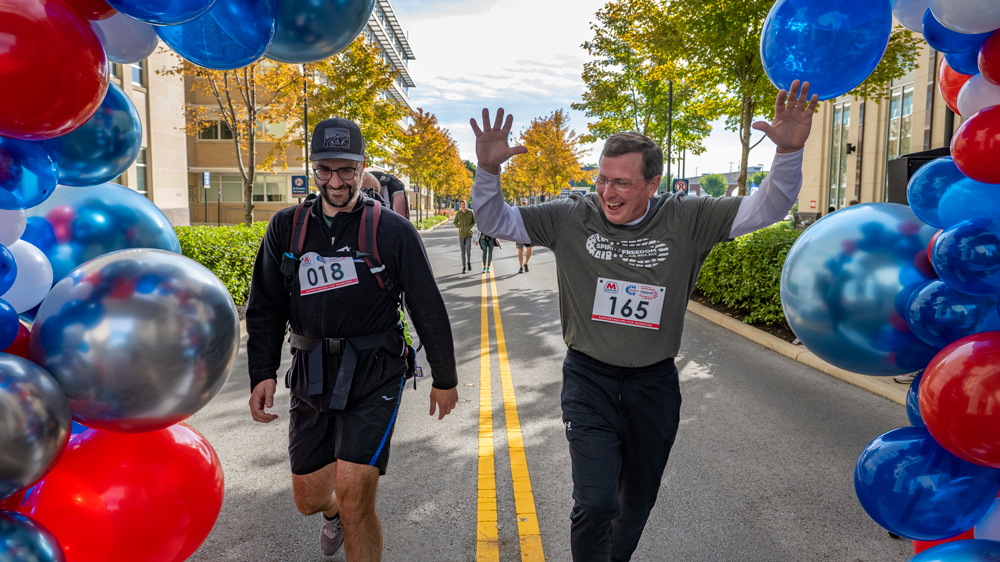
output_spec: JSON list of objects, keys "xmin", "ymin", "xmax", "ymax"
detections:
[
  {"xmin": 517, "ymin": 198, "xmax": 533, "ymax": 273},
  {"xmin": 454, "ymin": 200, "xmax": 475, "ymax": 273},
  {"xmin": 478, "ymin": 230, "xmax": 499, "ymax": 273}
]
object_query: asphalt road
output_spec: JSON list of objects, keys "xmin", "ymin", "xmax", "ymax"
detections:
[{"xmin": 186, "ymin": 221, "xmax": 915, "ymax": 562}]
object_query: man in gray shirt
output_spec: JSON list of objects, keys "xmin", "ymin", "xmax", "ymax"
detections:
[{"xmin": 471, "ymin": 81, "xmax": 818, "ymax": 562}]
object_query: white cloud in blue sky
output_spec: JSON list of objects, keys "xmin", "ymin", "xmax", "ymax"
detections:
[{"xmin": 391, "ymin": 0, "xmax": 781, "ymax": 177}]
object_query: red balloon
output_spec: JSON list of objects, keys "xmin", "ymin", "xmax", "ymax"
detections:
[
  {"xmin": 928, "ymin": 229, "xmax": 942, "ymax": 263},
  {"xmin": 982, "ymin": 30, "xmax": 1000, "ymax": 87},
  {"xmin": 921, "ymin": 332, "xmax": 1000, "ymax": 468},
  {"xmin": 2, "ymin": 320, "xmax": 31, "ymax": 359},
  {"xmin": 952, "ymin": 105, "xmax": 1000, "ymax": 184},
  {"xmin": 939, "ymin": 57, "xmax": 974, "ymax": 116},
  {"xmin": 20, "ymin": 425, "xmax": 224, "ymax": 562},
  {"xmin": 60, "ymin": 0, "xmax": 116, "ymax": 20},
  {"xmin": 913, "ymin": 527, "xmax": 976, "ymax": 554},
  {"xmin": 0, "ymin": 489, "xmax": 26, "ymax": 511},
  {"xmin": 0, "ymin": 0, "xmax": 109, "ymax": 140}
]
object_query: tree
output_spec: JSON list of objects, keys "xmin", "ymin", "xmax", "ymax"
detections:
[
  {"xmin": 750, "ymin": 170, "xmax": 768, "ymax": 186},
  {"xmin": 515, "ymin": 110, "xmax": 590, "ymax": 200},
  {"xmin": 396, "ymin": 108, "xmax": 464, "ymax": 220},
  {"xmin": 162, "ymin": 57, "xmax": 302, "ymax": 224},
  {"xmin": 296, "ymin": 37, "xmax": 411, "ymax": 171},
  {"xmin": 634, "ymin": 0, "xmax": 921, "ymax": 195},
  {"xmin": 700, "ymin": 174, "xmax": 728, "ymax": 197}
]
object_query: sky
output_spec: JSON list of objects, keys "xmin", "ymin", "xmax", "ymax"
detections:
[{"xmin": 391, "ymin": 0, "xmax": 781, "ymax": 178}]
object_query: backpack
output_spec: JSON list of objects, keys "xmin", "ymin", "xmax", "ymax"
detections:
[{"xmin": 370, "ymin": 171, "xmax": 409, "ymax": 220}]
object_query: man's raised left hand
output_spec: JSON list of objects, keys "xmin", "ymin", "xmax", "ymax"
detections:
[{"xmin": 752, "ymin": 80, "xmax": 819, "ymax": 154}]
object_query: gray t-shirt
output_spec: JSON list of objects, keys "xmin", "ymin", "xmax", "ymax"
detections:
[{"xmin": 519, "ymin": 192, "xmax": 742, "ymax": 368}]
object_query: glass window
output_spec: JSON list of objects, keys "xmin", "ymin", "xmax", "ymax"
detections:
[
  {"xmin": 111, "ymin": 63, "xmax": 122, "ymax": 80},
  {"xmin": 132, "ymin": 59, "xmax": 145, "ymax": 87},
  {"xmin": 828, "ymin": 101, "xmax": 851, "ymax": 210},
  {"xmin": 135, "ymin": 148, "xmax": 148, "ymax": 197},
  {"xmin": 203, "ymin": 174, "xmax": 244, "ymax": 202},
  {"xmin": 197, "ymin": 121, "xmax": 234, "ymax": 140},
  {"xmin": 253, "ymin": 175, "xmax": 285, "ymax": 202},
  {"xmin": 255, "ymin": 121, "xmax": 286, "ymax": 139},
  {"xmin": 884, "ymin": 83, "xmax": 915, "ymax": 199}
]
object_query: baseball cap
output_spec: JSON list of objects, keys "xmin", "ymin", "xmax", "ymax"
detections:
[{"xmin": 310, "ymin": 117, "xmax": 364, "ymax": 162}]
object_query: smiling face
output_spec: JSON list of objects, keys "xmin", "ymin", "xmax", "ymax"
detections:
[
  {"xmin": 313, "ymin": 157, "xmax": 364, "ymax": 214},
  {"xmin": 596, "ymin": 152, "xmax": 660, "ymax": 225}
]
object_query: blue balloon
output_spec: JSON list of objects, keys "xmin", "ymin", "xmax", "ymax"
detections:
[
  {"xmin": 932, "ymin": 219, "xmax": 1000, "ymax": 295},
  {"xmin": 0, "ymin": 512, "xmax": 64, "ymax": 562},
  {"xmin": 781, "ymin": 203, "xmax": 940, "ymax": 375},
  {"xmin": 23, "ymin": 183, "xmax": 181, "ymax": 285},
  {"xmin": 104, "ymin": 0, "xmax": 219, "ymax": 25},
  {"xmin": 909, "ymin": 539, "xmax": 1000, "ymax": 561},
  {"xmin": 0, "ymin": 136, "xmax": 57, "ymax": 211},
  {"xmin": 38, "ymin": 83, "xmax": 142, "ymax": 188},
  {"xmin": 0, "ymin": 298, "xmax": 17, "ymax": 349},
  {"xmin": 761, "ymin": 0, "xmax": 893, "ymax": 101},
  {"xmin": 0, "ymin": 244, "xmax": 15, "ymax": 296},
  {"xmin": 156, "ymin": 0, "xmax": 276, "ymax": 70},
  {"xmin": 19, "ymin": 218, "xmax": 55, "ymax": 257},
  {"xmin": 946, "ymin": 46, "xmax": 984, "ymax": 77},
  {"xmin": 923, "ymin": 9, "xmax": 992, "ymax": 53},
  {"xmin": 906, "ymin": 370, "xmax": 925, "ymax": 427},
  {"xmin": 855, "ymin": 426, "xmax": 1000, "ymax": 540},
  {"xmin": 907, "ymin": 157, "xmax": 1000, "ymax": 230},
  {"xmin": 266, "ymin": 0, "xmax": 376, "ymax": 64},
  {"xmin": 787, "ymin": 0, "xmax": 891, "ymax": 30},
  {"xmin": 907, "ymin": 280, "xmax": 1000, "ymax": 347}
]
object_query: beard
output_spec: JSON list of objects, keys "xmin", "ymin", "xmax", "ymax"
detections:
[{"xmin": 320, "ymin": 181, "xmax": 359, "ymax": 209}]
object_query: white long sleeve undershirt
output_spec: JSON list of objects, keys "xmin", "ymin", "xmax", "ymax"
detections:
[{"xmin": 471, "ymin": 149, "xmax": 804, "ymax": 243}]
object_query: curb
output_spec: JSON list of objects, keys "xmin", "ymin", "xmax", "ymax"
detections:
[
  {"xmin": 685, "ymin": 301, "xmax": 908, "ymax": 407},
  {"xmin": 417, "ymin": 217, "xmax": 452, "ymax": 232}
]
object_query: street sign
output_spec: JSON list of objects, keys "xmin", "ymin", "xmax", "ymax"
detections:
[
  {"xmin": 202, "ymin": 171, "xmax": 210, "ymax": 189},
  {"xmin": 810, "ymin": 200, "xmax": 817, "ymax": 209},
  {"xmin": 672, "ymin": 179, "xmax": 689, "ymax": 194},
  {"xmin": 292, "ymin": 175, "xmax": 309, "ymax": 196}
]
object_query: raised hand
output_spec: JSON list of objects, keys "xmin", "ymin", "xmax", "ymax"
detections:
[
  {"xmin": 470, "ymin": 108, "xmax": 528, "ymax": 175},
  {"xmin": 752, "ymin": 80, "xmax": 819, "ymax": 154}
]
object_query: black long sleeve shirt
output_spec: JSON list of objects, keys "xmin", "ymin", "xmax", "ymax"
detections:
[{"xmin": 246, "ymin": 195, "xmax": 458, "ymax": 403}]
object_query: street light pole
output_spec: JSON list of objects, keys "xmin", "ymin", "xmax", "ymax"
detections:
[{"xmin": 302, "ymin": 64, "xmax": 309, "ymax": 179}]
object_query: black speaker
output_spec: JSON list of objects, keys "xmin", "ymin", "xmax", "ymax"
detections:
[{"xmin": 886, "ymin": 147, "xmax": 951, "ymax": 205}]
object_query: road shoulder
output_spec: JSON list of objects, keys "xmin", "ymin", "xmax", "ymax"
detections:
[{"xmin": 686, "ymin": 301, "xmax": 908, "ymax": 407}]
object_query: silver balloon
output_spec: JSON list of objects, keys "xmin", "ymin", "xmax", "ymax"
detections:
[
  {"xmin": 0, "ymin": 511, "xmax": 65, "ymax": 562},
  {"xmin": 0, "ymin": 354, "xmax": 71, "ymax": 500},
  {"xmin": 29, "ymin": 249, "xmax": 239, "ymax": 433}
]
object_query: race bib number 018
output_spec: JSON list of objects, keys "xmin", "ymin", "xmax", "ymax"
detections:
[
  {"xmin": 299, "ymin": 252, "xmax": 359, "ymax": 296},
  {"xmin": 591, "ymin": 277, "xmax": 665, "ymax": 330}
]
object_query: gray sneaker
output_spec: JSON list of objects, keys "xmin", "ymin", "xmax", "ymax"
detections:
[{"xmin": 320, "ymin": 514, "xmax": 344, "ymax": 556}]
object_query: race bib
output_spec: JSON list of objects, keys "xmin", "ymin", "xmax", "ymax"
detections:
[
  {"xmin": 299, "ymin": 252, "xmax": 359, "ymax": 296},
  {"xmin": 591, "ymin": 277, "xmax": 665, "ymax": 330}
]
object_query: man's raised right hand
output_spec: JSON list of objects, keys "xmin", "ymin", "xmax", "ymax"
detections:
[
  {"xmin": 250, "ymin": 379, "xmax": 278, "ymax": 423},
  {"xmin": 470, "ymin": 108, "xmax": 528, "ymax": 176}
]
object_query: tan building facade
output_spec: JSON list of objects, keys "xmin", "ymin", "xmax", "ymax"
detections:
[{"xmin": 798, "ymin": 39, "xmax": 962, "ymax": 222}]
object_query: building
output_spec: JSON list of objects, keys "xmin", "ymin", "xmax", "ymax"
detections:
[
  {"xmin": 797, "ymin": 37, "xmax": 958, "ymax": 222},
  {"xmin": 186, "ymin": 0, "xmax": 419, "ymax": 225},
  {"xmin": 107, "ymin": 52, "xmax": 191, "ymax": 226}
]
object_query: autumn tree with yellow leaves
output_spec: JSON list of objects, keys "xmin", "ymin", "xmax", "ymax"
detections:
[
  {"xmin": 512, "ymin": 109, "xmax": 590, "ymax": 201},
  {"xmin": 396, "ymin": 109, "xmax": 470, "ymax": 220}
]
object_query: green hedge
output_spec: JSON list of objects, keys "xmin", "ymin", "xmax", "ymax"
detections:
[
  {"xmin": 175, "ymin": 223, "xmax": 268, "ymax": 306},
  {"xmin": 695, "ymin": 223, "xmax": 802, "ymax": 325},
  {"xmin": 415, "ymin": 215, "xmax": 448, "ymax": 230}
]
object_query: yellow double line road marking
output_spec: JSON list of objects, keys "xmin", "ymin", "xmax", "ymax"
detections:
[{"xmin": 476, "ymin": 270, "xmax": 545, "ymax": 562}]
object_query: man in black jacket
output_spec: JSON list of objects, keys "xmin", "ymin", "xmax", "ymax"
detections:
[{"xmin": 246, "ymin": 117, "xmax": 459, "ymax": 561}]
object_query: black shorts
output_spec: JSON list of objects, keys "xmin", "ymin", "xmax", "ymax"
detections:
[
  {"xmin": 516, "ymin": 242, "xmax": 532, "ymax": 249},
  {"xmin": 288, "ymin": 374, "xmax": 406, "ymax": 476}
]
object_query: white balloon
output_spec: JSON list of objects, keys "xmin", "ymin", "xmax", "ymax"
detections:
[
  {"xmin": 0, "ymin": 209, "xmax": 26, "ymax": 247},
  {"xmin": 929, "ymin": 0, "xmax": 1000, "ymax": 35},
  {"xmin": 91, "ymin": 12, "xmax": 159, "ymax": 65},
  {"xmin": 893, "ymin": 0, "xmax": 930, "ymax": 32},
  {"xmin": 958, "ymin": 74, "xmax": 1000, "ymax": 118},
  {"xmin": 2, "ymin": 241, "xmax": 52, "ymax": 314},
  {"xmin": 975, "ymin": 498, "xmax": 1000, "ymax": 539}
]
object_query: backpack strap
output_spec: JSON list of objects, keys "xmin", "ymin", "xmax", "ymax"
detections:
[
  {"xmin": 357, "ymin": 198, "xmax": 397, "ymax": 296},
  {"xmin": 290, "ymin": 197, "xmax": 313, "ymax": 255}
]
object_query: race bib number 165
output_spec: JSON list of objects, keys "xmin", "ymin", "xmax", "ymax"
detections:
[{"xmin": 591, "ymin": 277, "xmax": 665, "ymax": 330}]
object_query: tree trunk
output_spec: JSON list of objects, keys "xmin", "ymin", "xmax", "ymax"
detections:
[{"xmin": 737, "ymin": 94, "xmax": 753, "ymax": 196}]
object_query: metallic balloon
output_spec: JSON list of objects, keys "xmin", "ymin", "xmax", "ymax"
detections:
[
  {"xmin": 266, "ymin": 0, "xmax": 377, "ymax": 64},
  {"xmin": 29, "ymin": 249, "xmax": 239, "ymax": 433},
  {"xmin": 90, "ymin": 11, "xmax": 159, "ymax": 64},
  {"xmin": 855, "ymin": 426, "xmax": 1000, "ymax": 541},
  {"xmin": 0, "ymin": 135, "xmax": 58, "ymax": 211},
  {"xmin": 0, "ymin": 511, "xmax": 65, "ymax": 562},
  {"xmin": 910, "ymin": 539, "xmax": 1000, "ymax": 561},
  {"xmin": 156, "ymin": 0, "xmax": 276, "ymax": 70},
  {"xmin": 932, "ymin": 218, "xmax": 1000, "ymax": 295},
  {"xmin": 906, "ymin": 370, "xmax": 925, "ymax": 427},
  {"xmin": 781, "ymin": 203, "xmax": 941, "ymax": 376},
  {"xmin": 907, "ymin": 156, "xmax": 1000, "ymax": 230},
  {"xmin": 0, "ymin": 354, "xmax": 71, "ymax": 500},
  {"xmin": 24, "ymin": 183, "xmax": 181, "ymax": 285},
  {"xmin": 104, "ymin": 0, "xmax": 219, "ymax": 25},
  {"xmin": 906, "ymin": 280, "xmax": 1000, "ymax": 347}
]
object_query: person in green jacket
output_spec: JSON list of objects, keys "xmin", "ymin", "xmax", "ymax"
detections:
[{"xmin": 454, "ymin": 199, "xmax": 476, "ymax": 273}]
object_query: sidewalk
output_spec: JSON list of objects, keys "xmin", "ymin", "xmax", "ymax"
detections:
[{"xmin": 686, "ymin": 301, "xmax": 909, "ymax": 407}]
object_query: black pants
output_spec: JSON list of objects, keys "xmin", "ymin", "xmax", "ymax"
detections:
[{"xmin": 561, "ymin": 348, "xmax": 681, "ymax": 562}]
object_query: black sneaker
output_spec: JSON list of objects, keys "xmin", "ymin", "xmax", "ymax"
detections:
[
  {"xmin": 524, "ymin": 263, "xmax": 529, "ymax": 272},
  {"xmin": 462, "ymin": 266, "xmax": 466, "ymax": 274},
  {"xmin": 518, "ymin": 266, "xmax": 523, "ymax": 273},
  {"xmin": 321, "ymin": 514, "xmax": 344, "ymax": 555}
]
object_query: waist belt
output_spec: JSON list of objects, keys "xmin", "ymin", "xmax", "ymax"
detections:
[{"xmin": 289, "ymin": 326, "xmax": 407, "ymax": 410}]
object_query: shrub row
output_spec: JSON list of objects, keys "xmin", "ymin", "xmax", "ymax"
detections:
[
  {"xmin": 695, "ymin": 223, "xmax": 802, "ymax": 325},
  {"xmin": 175, "ymin": 223, "xmax": 268, "ymax": 306},
  {"xmin": 415, "ymin": 214, "xmax": 448, "ymax": 230}
]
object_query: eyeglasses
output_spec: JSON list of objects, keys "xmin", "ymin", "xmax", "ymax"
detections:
[
  {"xmin": 313, "ymin": 165, "xmax": 358, "ymax": 181},
  {"xmin": 594, "ymin": 175, "xmax": 645, "ymax": 191}
]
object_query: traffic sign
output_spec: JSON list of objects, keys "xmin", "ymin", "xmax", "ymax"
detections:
[{"xmin": 292, "ymin": 175, "xmax": 309, "ymax": 196}]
